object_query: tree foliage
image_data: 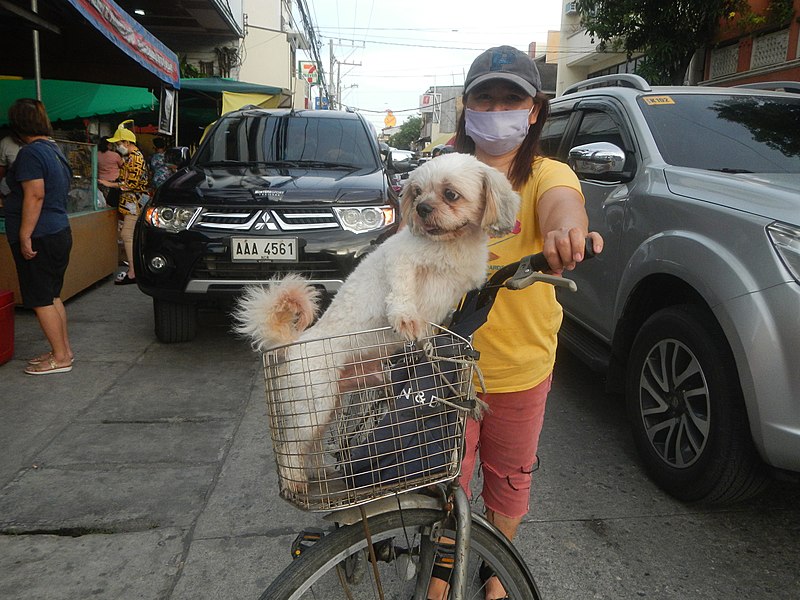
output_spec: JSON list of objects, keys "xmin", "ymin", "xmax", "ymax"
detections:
[
  {"xmin": 575, "ymin": 0, "xmax": 742, "ymax": 84},
  {"xmin": 387, "ymin": 116, "xmax": 422, "ymax": 150}
]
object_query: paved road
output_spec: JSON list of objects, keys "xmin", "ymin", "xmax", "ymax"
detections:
[{"xmin": 1, "ymin": 278, "xmax": 799, "ymax": 599}]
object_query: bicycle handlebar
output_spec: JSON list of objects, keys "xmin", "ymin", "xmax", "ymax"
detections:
[
  {"xmin": 449, "ymin": 238, "xmax": 596, "ymax": 337},
  {"xmin": 505, "ymin": 237, "xmax": 596, "ymax": 292}
]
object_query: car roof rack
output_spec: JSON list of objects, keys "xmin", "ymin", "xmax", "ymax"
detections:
[
  {"xmin": 562, "ymin": 73, "xmax": 652, "ymax": 96},
  {"xmin": 734, "ymin": 81, "xmax": 800, "ymax": 94}
]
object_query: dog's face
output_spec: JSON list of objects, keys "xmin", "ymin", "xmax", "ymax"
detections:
[{"xmin": 399, "ymin": 153, "xmax": 520, "ymax": 241}]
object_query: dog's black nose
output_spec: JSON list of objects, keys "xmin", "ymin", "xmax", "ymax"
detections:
[{"xmin": 416, "ymin": 202, "xmax": 433, "ymax": 218}]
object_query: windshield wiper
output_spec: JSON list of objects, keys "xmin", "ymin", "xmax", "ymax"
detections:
[
  {"xmin": 293, "ymin": 160, "xmax": 360, "ymax": 169},
  {"xmin": 709, "ymin": 167, "xmax": 754, "ymax": 174},
  {"xmin": 200, "ymin": 160, "xmax": 300, "ymax": 167}
]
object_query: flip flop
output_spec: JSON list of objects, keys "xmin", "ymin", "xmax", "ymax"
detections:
[
  {"xmin": 27, "ymin": 351, "xmax": 53, "ymax": 365},
  {"xmin": 24, "ymin": 356, "xmax": 73, "ymax": 375},
  {"xmin": 115, "ymin": 273, "xmax": 137, "ymax": 285},
  {"xmin": 479, "ymin": 562, "xmax": 510, "ymax": 600},
  {"xmin": 28, "ymin": 352, "xmax": 74, "ymax": 366}
]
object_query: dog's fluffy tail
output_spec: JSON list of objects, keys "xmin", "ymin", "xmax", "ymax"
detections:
[{"xmin": 232, "ymin": 274, "xmax": 321, "ymax": 350}]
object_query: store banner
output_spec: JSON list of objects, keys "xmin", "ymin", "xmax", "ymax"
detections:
[
  {"xmin": 66, "ymin": 0, "xmax": 181, "ymax": 89},
  {"xmin": 159, "ymin": 86, "xmax": 175, "ymax": 135}
]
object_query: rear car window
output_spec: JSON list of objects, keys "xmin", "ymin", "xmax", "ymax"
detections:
[
  {"xmin": 540, "ymin": 112, "xmax": 570, "ymax": 158},
  {"xmin": 637, "ymin": 93, "xmax": 800, "ymax": 173}
]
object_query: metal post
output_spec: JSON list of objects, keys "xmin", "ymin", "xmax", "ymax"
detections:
[{"xmin": 31, "ymin": 0, "xmax": 41, "ymax": 100}]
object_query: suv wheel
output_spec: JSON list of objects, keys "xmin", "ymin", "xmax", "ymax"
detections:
[
  {"xmin": 153, "ymin": 298, "xmax": 198, "ymax": 343},
  {"xmin": 625, "ymin": 305, "xmax": 768, "ymax": 503}
]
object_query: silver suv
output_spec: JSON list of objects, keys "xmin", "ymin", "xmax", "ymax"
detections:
[{"xmin": 542, "ymin": 74, "xmax": 800, "ymax": 503}]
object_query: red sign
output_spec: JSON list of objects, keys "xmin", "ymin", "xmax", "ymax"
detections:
[{"xmin": 67, "ymin": 0, "xmax": 180, "ymax": 88}]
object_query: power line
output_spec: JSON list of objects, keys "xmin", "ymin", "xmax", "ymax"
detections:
[{"xmin": 296, "ymin": 0, "xmax": 330, "ymax": 98}]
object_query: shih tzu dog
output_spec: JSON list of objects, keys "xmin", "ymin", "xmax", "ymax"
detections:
[{"xmin": 233, "ymin": 152, "xmax": 520, "ymax": 494}]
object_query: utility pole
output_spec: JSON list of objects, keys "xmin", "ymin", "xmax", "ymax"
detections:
[{"xmin": 328, "ymin": 38, "xmax": 364, "ymax": 110}]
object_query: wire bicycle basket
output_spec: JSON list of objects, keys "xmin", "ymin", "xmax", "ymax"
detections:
[{"xmin": 262, "ymin": 324, "xmax": 479, "ymax": 511}]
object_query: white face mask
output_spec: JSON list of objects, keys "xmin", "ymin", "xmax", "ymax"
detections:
[
  {"xmin": 465, "ymin": 108, "xmax": 532, "ymax": 156},
  {"xmin": 117, "ymin": 144, "xmax": 129, "ymax": 156}
]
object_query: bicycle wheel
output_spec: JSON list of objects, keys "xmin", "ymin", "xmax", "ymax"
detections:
[{"xmin": 260, "ymin": 508, "xmax": 541, "ymax": 600}]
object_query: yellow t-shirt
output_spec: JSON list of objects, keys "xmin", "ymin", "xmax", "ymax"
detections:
[{"xmin": 472, "ymin": 157, "xmax": 584, "ymax": 393}]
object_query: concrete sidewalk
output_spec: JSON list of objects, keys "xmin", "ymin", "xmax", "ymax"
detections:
[
  {"xmin": 1, "ymin": 277, "xmax": 799, "ymax": 599},
  {"xmin": 0, "ymin": 278, "xmax": 305, "ymax": 598}
]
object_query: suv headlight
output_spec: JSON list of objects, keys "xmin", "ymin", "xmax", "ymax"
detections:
[
  {"xmin": 767, "ymin": 222, "xmax": 800, "ymax": 283},
  {"xmin": 144, "ymin": 206, "xmax": 201, "ymax": 232},
  {"xmin": 333, "ymin": 205, "xmax": 396, "ymax": 233}
]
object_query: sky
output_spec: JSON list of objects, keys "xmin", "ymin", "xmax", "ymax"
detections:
[{"xmin": 300, "ymin": 0, "xmax": 564, "ymax": 133}]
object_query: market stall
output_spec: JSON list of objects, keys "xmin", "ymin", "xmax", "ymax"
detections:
[{"xmin": 0, "ymin": 0, "xmax": 179, "ymax": 304}]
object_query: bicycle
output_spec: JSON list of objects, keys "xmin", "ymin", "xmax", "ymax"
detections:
[{"xmin": 257, "ymin": 245, "xmax": 589, "ymax": 600}]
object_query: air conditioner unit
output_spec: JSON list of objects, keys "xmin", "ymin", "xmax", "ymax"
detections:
[{"xmin": 565, "ymin": 2, "xmax": 578, "ymax": 16}]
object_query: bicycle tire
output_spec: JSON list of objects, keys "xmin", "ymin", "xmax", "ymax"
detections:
[{"xmin": 260, "ymin": 508, "xmax": 541, "ymax": 600}]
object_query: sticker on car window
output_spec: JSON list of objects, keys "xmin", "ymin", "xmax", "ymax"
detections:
[{"xmin": 642, "ymin": 96, "xmax": 675, "ymax": 105}]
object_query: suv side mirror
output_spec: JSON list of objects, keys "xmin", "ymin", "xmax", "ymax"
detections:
[
  {"xmin": 568, "ymin": 142, "xmax": 630, "ymax": 182},
  {"xmin": 165, "ymin": 146, "xmax": 191, "ymax": 168},
  {"xmin": 379, "ymin": 143, "xmax": 395, "ymax": 173}
]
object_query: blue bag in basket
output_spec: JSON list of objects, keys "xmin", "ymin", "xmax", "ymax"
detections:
[{"xmin": 344, "ymin": 334, "xmax": 472, "ymax": 489}]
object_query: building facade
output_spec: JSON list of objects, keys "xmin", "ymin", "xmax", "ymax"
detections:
[
  {"xmin": 555, "ymin": 0, "xmax": 799, "ymax": 94},
  {"xmin": 116, "ymin": 0, "xmax": 245, "ymax": 79},
  {"xmin": 704, "ymin": 0, "xmax": 800, "ymax": 85},
  {"xmin": 238, "ymin": 0, "xmax": 308, "ymax": 106}
]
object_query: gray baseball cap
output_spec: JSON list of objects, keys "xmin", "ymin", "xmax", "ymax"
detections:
[{"xmin": 464, "ymin": 46, "xmax": 541, "ymax": 97}]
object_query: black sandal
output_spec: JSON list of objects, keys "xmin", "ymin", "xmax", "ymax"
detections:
[
  {"xmin": 426, "ymin": 539, "xmax": 455, "ymax": 599},
  {"xmin": 479, "ymin": 562, "xmax": 510, "ymax": 600}
]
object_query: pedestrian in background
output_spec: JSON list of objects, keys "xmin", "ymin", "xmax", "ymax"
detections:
[
  {"xmin": 4, "ymin": 98, "xmax": 74, "ymax": 375},
  {"xmin": 96, "ymin": 137, "xmax": 123, "ymax": 208},
  {"xmin": 428, "ymin": 46, "xmax": 603, "ymax": 600},
  {"xmin": 98, "ymin": 122, "xmax": 149, "ymax": 285},
  {"xmin": 148, "ymin": 136, "xmax": 174, "ymax": 191}
]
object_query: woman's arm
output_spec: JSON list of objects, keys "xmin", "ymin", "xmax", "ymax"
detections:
[
  {"xmin": 19, "ymin": 178, "xmax": 45, "ymax": 259},
  {"xmin": 537, "ymin": 186, "xmax": 603, "ymax": 273},
  {"xmin": 102, "ymin": 153, "xmax": 146, "ymax": 192}
]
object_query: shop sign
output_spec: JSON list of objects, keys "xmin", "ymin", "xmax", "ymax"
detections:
[
  {"xmin": 419, "ymin": 93, "xmax": 441, "ymax": 113},
  {"xmin": 66, "ymin": 0, "xmax": 181, "ymax": 89},
  {"xmin": 299, "ymin": 61, "xmax": 319, "ymax": 84}
]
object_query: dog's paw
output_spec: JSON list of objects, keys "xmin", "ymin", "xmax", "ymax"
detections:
[{"xmin": 393, "ymin": 316, "xmax": 426, "ymax": 341}]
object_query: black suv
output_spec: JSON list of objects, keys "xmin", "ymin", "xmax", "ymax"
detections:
[{"xmin": 133, "ymin": 108, "xmax": 399, "ymax": 343}]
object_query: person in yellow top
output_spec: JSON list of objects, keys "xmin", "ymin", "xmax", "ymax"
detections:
[
  {"xmin": 428, "ymin": 46, "xmax": 604, "ymax": 600},
  {"xmin": 98, "ymin": 122, "xmax": 150, "ymax": 285}
]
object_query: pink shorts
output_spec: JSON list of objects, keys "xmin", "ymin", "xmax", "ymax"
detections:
[{"xmin": 460, "ymin": 375, "xmax": 552, "ymax": 519}]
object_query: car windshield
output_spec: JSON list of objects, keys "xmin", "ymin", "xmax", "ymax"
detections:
[
  {"xmin": 195, "ymin": 114, "xmax": 380, "ymax": 170},
  {"xmin": 638, "ymin": 93, "xmax": 800, "ymax": 173}
]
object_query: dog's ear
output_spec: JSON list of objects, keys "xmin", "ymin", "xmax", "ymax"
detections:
[
  {"xmin": 480, "ymin": 164, "xmax": 520, "ymax": 236},
  {"xmin": 399, "ymin": 183, "xmax": 418, "ymax": 224}
]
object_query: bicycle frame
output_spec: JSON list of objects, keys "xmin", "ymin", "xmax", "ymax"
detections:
[{"xmin": 321, "ymin": 479, "xmax": 537, "ymax": 600}]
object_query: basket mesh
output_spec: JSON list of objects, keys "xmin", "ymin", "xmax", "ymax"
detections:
[{"xmin": 262, "ymin": 325, "xmax": 475, "ymax": 511}]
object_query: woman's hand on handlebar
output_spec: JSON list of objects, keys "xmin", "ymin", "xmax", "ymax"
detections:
[{"xmin": 543, "ymin": 229, "xmax": 604, "ymax": 274}]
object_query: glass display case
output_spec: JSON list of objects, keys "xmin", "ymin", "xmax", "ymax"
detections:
[{"xmin": 59, "ymin": 139, "xmax": 102, "ymax": 213}]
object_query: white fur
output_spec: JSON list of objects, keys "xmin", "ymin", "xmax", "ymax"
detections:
[{"xmin": 232, "ymin": 152, "xmax": 520, "ymax": 493}]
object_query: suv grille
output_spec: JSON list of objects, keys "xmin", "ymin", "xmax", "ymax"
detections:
[
  {"xmin": 193, "ymin": 207, "xmax": 339, "ymax": 232},
  {"xmin": 191, "ymin": 255, "xmax": 341, "ymax": 281},
  {"xmin": 273, "ymin": 208, "xmax": 339, "ymax": 230}
]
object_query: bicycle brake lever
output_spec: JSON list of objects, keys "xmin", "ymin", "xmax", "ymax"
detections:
[
  {"xmin": 506, "ymin": 272, "xmax": 578, "ymax": 292},
  {"xmin": 505, "ymin": 238, "xmax": 596, "ymax": 292}
]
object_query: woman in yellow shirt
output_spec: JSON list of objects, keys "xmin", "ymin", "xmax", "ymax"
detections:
[{"xmin": 430, "ymin": 46, "xmax": 603, "ymax": 600}]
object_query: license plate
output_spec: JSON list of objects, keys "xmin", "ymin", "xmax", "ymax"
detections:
[{"xmin": 231, "ymin": 238, "xmax": 298, "ymax": 262}]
